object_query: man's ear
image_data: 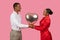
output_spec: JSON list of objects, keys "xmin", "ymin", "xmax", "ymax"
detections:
[{"xmin": 15, "ymin": 7, "xmax": 17, "ymax": 9}]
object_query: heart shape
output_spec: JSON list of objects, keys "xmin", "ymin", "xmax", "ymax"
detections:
[{"xmin": 25, "ymin": 13, "xmax": 38, "ymax": 23}]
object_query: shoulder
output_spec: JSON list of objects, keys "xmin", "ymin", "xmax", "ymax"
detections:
[
  {"xmin": 10, "ymin": 12, "xmax": 16, "ymax": 18},
  {"xmin": 45, "ymin": 16, "xmax": 51, "ymax": 22},
  {"xmin": 45, "ymin": 16, "xmax": 50, "ymax": 20}
]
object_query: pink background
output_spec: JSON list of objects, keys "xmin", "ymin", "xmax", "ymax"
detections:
[{"xmin": 0, "ymin": 0, "xmax": 60, "ymax": 40}]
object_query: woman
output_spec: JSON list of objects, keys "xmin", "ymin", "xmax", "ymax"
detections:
[{"xmin": 34, "ymin": 8, "xmax": 53, "ymax": 40}]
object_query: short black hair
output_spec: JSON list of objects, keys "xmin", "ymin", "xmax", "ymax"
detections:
[
  {"xmin": 46, "ymin": 8, "xmax": 53, "ymax": 15},
  {"xmin": 13, "ymin": 3, "xmax": 20, "ymax": 9}
]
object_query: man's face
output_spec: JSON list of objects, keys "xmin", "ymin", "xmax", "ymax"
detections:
[{"xmin": 15, "ymin": 4, "xmax": 21, "ymax": 12}]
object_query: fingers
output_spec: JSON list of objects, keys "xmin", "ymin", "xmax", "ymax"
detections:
[{"xmin": 29, "ymin": 24, "xmax": 35, "ymax": 28}]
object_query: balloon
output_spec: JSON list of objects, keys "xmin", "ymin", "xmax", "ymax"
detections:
[{"xmin": 25, "ymin": 13, "xmax": 38, "ymax": 24}]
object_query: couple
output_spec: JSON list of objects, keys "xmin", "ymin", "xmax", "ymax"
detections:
[{"xmin": 10, "ymin": 2, "xmax": 53, "ymax": 40}]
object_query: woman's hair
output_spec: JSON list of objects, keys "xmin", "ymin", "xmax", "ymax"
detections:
[{"xmin": 46, "ymin": 8, "xmax": 53, "ymax": 15}]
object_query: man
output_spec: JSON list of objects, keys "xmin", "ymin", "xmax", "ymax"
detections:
[{"xmin": 10, "ymin": 3, "xmax": 29, "ymax": 40}]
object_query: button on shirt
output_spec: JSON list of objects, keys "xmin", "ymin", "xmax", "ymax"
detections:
[{"xmin": 10, "ymin": 11, "xmax": 28, "ymax": 31}]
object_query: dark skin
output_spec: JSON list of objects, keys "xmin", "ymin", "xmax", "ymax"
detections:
[
  {"xmin": 29, "ymin": 23, "xmax": 34, "ymax": 28},
  {"xmin": 14, "ymin": 3, "xmax": 31, "ymax": 27},
  {"xmin": 43, "ymin": 9, "xmax": 49, "ymax": 17},
  {"xmin": 14, "ymin": 4, "xmax": 21, "ymax": 14},
  {"xmin": 14, "ymin": 4, "xmax": 49, "ymax": 28},
  {"xmin": 29, "ymin": 9, "xmax": 49, "ymax": 28}
]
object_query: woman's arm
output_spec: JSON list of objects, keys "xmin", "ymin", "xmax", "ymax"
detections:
[{"xmin": 35, "ymin": 19, "xmax": 50, "ymax": 31}]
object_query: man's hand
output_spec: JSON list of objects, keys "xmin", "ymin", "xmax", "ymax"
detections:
[{"xmin": 29, "ymin": 24, "xmax": 35, "ymax": 28}]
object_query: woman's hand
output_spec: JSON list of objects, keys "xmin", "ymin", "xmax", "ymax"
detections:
[{"xmin": 29, "ymin": 24, "xmax": 35, "ymax": 28}]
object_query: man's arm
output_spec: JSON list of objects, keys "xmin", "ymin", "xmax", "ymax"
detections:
[{"xmin": 11, "ymin": 15, "xmax": 29, "ymax": 28}]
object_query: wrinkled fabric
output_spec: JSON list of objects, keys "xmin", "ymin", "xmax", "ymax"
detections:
[{"xmin": 35, "ymin": 16, "xmax": 52, "ymax": 40}]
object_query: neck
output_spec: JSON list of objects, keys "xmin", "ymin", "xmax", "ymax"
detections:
[
  {"xmin": 45, "ymin": 15, "xmax": 49, "ymax": 17},
  {"xmin": 14, "ymin": 9, "xmax": 19, "ymax": 14}
]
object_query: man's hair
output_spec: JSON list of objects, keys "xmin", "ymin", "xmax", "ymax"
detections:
[{"xmin": 13, "ymin": 3, "xmax": 20, "ymax": 9}]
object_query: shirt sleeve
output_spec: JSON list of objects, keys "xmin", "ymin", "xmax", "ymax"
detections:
[
  {"xmin": 11, "ymin": 14, "xmax": 29, "ymax": 28},
  {"xmin": 35, "ymin": 26, "xmax": 40, "ymax": 31},
  {"xmin": 35, "ymin": 19, "xmax": 50, "ymax": 31}
]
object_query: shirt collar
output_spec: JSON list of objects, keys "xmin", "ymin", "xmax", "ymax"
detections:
[{"xmin": 13, "ymin": 11, "xmax": 19, "ymax": 15}]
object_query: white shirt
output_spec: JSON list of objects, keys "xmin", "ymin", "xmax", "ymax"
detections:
[{"xmin": 10, "ymin": 11, "xmax": 28, "ymax": 31}]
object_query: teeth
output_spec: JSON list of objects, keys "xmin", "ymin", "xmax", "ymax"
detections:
[
  {"xmin": 33, "ymin": 15, "xmax": 37, "ymax": 18},
  {"xmin": 26, "ymin": 15, "xmax": 29, "ymax": 19}
]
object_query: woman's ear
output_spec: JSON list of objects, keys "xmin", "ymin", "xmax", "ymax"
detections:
[{"xmin": 46, "ymin": 13, "xmax": 49, "ymax": 16}]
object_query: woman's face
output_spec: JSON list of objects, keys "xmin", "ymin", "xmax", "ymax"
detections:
[{"xmin": 43, "ymin": 10, "xmax": 48, "ymax": 16}]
